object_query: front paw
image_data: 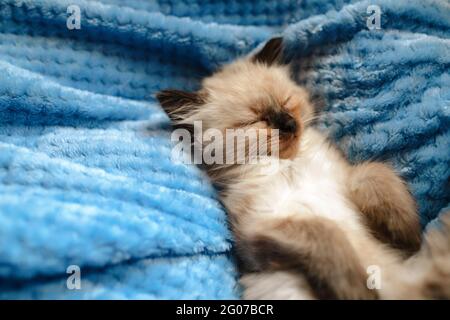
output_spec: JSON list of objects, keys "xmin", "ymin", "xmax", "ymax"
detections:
[{"xmin": 349, "ymin": 162, "xmax": 422, "ymax": 254}]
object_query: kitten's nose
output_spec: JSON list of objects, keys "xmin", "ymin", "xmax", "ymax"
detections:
[
  {"xmin": 270, "ymin": 111, "xmax": 298, "ymax": 135},
  {"xmin": 281, "ymin": 116, "xmax": 297, "ymax": 134}
]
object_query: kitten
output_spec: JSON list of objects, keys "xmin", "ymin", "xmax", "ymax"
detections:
[{"xmin": 157, "ymin": 38, "xmax": 450, "ymax": 299}]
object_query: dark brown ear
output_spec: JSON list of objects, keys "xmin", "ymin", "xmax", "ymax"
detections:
[
  {"xmin": 252, "ymin": 37, "xmax": 284, "ymax": 66},
  {"xmin": 156, "ymin": 89, "xmax": 205, "ymax": 117}
]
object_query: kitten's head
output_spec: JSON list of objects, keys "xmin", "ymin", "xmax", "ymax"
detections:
[{"xmin": 157, "ymin": 37, "xmax": 314, "ymax": 162}]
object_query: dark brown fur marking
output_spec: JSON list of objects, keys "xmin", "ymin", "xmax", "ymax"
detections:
[
  {"xmin": 156, "ymin": 89, "xmax": 205, "ymax": 115},
  {"xmin": 239, "ymin": 217, "xmax": 378, "ymax": 300},
  {"xmin": 348, "ymin": 162, "xmax": 422, "ymax": 255},
  {"xmin": 252, "ymin": 37, "xmax": 284, "ymax": 66},
  {"xmin": 420, "ymin": 212, "xmax": 450, "ymax": 299}
]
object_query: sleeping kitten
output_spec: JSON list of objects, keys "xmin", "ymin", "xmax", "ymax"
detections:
[{"xmin": 157, "ymin": 38, "xmax": 450, "ymax": 299}]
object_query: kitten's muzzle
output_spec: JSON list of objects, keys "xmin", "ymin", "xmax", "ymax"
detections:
[{"xmin": 267, "ymin": 111, "xmax": 298, "ymax": 136}]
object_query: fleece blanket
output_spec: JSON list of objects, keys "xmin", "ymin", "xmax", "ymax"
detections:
[{"xmin": 0, "ymin": 0, "xmax": 448, "ymax": 299}]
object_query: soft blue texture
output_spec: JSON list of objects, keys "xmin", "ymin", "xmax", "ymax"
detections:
[{"xmin": 0, "ymin": 0, "xmax": 448, "ymax": 299}]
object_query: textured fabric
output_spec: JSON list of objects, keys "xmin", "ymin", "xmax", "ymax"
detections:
[{"xmin": 0, "ymin": 0, "xmax": 448, "ymax": 299}]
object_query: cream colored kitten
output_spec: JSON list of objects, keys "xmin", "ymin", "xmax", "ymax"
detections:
[{"xmin": 157, "ymin": 38, "xmax": 450, "ymax": 299}]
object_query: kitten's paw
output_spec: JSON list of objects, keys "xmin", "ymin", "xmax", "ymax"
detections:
[
  {"xmin": 349, "ymin": 162, "xmax": 421, "ymax": 254},
  {"xmin": 240, "ymin": 271, "xmax": 315, "ymax": 300}
]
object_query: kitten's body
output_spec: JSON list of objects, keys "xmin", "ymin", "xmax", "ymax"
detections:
[
  {"xmin": 221, "ymin": 127, "xmax": 400, "ymax": 299},
  {"xmin": 157, "ymin": 38, "xmax": 450, "ymax": 299}
]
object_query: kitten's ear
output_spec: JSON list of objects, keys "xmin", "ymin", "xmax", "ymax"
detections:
[
  {"xmin": 156, "ymin": 89, "xmax": 205, "ymax": 119},
  {"xmin": 252, "ymin": 37, "xmax": 284, "ymax": 66}
]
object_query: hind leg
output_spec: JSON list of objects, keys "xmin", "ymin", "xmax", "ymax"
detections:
[
  {"xmin": 240, "ymin": 216, "xmax": 378, "ymax": 300},
  {"xmin": 240, "ymin": 271, "xmax": 315, "ymax": 300},
  {"xmin": 348, "ymin": 162, "xmax": 421, "ymax": 254}
]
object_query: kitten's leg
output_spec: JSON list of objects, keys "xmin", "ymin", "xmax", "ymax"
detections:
[
  {"xmin": 239, "ymin": 217, "xmax": 378, "ymax": 300},
  {"xmin": 240, "ymin": 271, "xmax": 315, "ymax": 300},
  {"xmin": 348, "ymin": 162, "xmax": 421, "ymax": 254}
]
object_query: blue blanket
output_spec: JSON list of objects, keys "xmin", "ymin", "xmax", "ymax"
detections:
[{"xmin": 0, "ymin": 0, "xmax": 448, "ymax": 299}]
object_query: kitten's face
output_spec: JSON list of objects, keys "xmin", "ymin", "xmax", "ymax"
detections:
[{"xmin": 157, "ymin": 38, "xmax": 314, "ymax": 161}]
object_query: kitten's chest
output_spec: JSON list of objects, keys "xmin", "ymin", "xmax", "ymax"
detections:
[{"xmin": 240, "ymin": 141, "xmax": 358, "ymax": 224}]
